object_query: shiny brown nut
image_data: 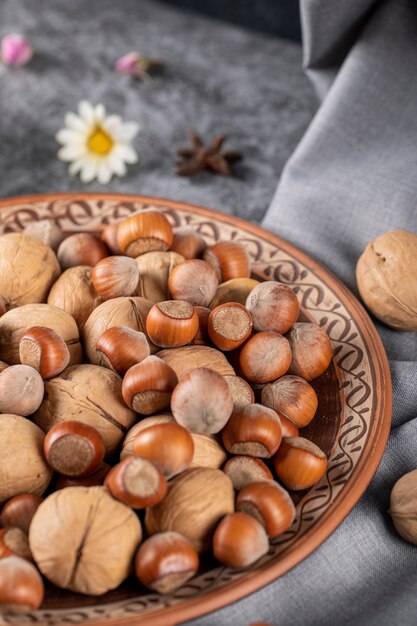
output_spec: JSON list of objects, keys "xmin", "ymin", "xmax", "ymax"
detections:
[
  {"xmin": 192, "ymin": 306, "xmax": 211, "ymax": 345},
  {"xmin": 91, "ymin": 255, "xmax": 140, "ymax": 300},
  {"xmin": 222, "ymin": 404, "xmax": 282, "ymax": 458},
  {"xmin": 96, "ymin": 326, "xmax": 150, "ymax": 375},
  {"xmin": 43, "ymin": 421, "xmax": 105, "ymax": 478},
  {"xmin": 0, "ymin": 556, "xmax": 44, "ymax": 612},
  {"xmin": 261, "ymin": 375, "xmax": 318, "ymax": 428},
  {"xmin": 19, "ymin": 326, "xmax": 70, "ymax": 379},
  {"xmin": 204, "ymin": 241, "xmax": 251, "ymax": 282},
  {"xmin": 100, "ymin": 221, "xmax": 121, "ymax": 254},
  {"xmin": 122, "ymin": 355, "xmax": 178, "ymax": 415},
  {"xmin": 135, "ymin": 531, "xmax": 199, "ymax": 593},
  {"xmin": 171, "ymin": 367, "xmax": 234, "ymax": 434},
  {"xmin": 273, "ymin": 437, "xmax": 327, "ymax": 490},
  {"xmin": 0, "ymin": 494, "xmax": 43, "ymax": 533},
  {"xmin": 239, "ymin": 331, "xmax": 292, "ymax": 383},
  {"xmin": 146, "ymin": 300, "xmax": 199, "ymax": 348},
  {"xmin": 171, "ymin": 226, "xmax": 207, "ymax": 259},
  {"xmin": 132, "ymin": 422, "xmax": 194, "ymax": 479},
  {"xmin": 236, "ymin": 480, "xmax": 296, "ymax": 537},
  {"xmin": 213, "ymin": 512, "xmax": 269, "ymax": 567},
  {"xmin": 168, "ymin": 259, "xmax": 219, "ymax": 307},
  {"xmin": 0, "ymin": 527, "xmax": 32, "ymax": 561},
  {"xmin": 246, "ymin": 281, "xmax": 299, "ymax": 334},
  {"xmin": 117, "ymin": 209, "xmax": 173, "ymax": 257},
  {"xmin": 57, "ymin": 233, "xmax": 109, "ymax": 269},
  {"xmin": 287, "ymin": 322, "xmax": 333, "ymax": 380},
  {"xmin": 105, "ymin": 456, "xmax": 167, "ymax": 509},
  {"xmin": 208, "ymin": 303, "xmax": 253, "ymax": 351}
]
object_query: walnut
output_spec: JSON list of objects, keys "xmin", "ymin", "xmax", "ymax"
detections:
[
  {"xmin": 0, "ymin": 303, "xmax": 82, "ymax": 365},
  {"xmin": 389, "ymin": 469, "xmax": 417, "ymax": 544},
  {"xmin": 356, "ymin": 230, "xmax": 417, "ymax": 331},
  {"xmin": 0, "ymin": 233, "xmax": 60, "ymax": 309},
  {"xmin": 48, "ymin": 266, "xmax": 102, "ymax": 330},
  {"xmin": 29, "ymin": 486, "xmax": 141, "ymax": 595},
  {"xmin": 0, "ymin": 414, "xmax": 52, "ymax": 502},
  {"xmin": 82, "ymin": 296, "xmax": 155, "ymax": 365},
  {"xmin": 156, "ymin": 345, "xmax": 235, "ymax": 379},
  {"xmin": 136, "ymin": 251, "xmax": 185, "ymax": 303},
  {"xmin": 145, "ymin": 467, "xmax": 234, "ymax": 552},
  {"xmin": 33, "ymin": 364, "xmax": 136, "ymax": 454}
]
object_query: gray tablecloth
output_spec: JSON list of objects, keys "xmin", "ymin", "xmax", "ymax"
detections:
[{"xmin": 1, "ymin": 0, "xmax": 416, "ymax": 624}]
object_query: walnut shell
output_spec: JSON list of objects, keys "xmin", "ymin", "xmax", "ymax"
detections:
[
  {"xmin": 0, "ymin": 233, "xmax": 60, "ymax": 309},
  {"xmin": 0, "ymin": 304, "xmax": 82, "ymax": 365},
  {"xmin": 156, "ymin": 345, "xmax": 235, "ymax": 380},
  {"xmin": 0, "ymin": 414, "xmax": 52, "ymax": 502},
  {"xmin": 389, "ymin": 469, "xmax": 417, "ymax": 544},
  {"xmin": 356, "ymin": 230, "xmax": 417, "ymax": 331},
  {"xmin": 136, "ymin": 251, "xmax": 185, "ymax": 303},
  {"xmin": 82, "ymin": 297, "xmax": 155, "ymax": 365},
  {"xmin": 29, "ymin": 486, "xmax": 141, "ymax": 595},
  {"xmin": 33, "ymin": 364, "xmax": 136, "ymax": 454},
  {"xmin": 145, "ymin": 467, "xmax": 234, "ymax": 553},
  {"xmin": 48, "ymin": 266, "xmax": 102, "ymax": 330}
]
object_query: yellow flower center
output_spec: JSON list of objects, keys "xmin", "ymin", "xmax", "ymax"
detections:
[{"xmin": 87, "ymin": 127, "xmax": 113, "ymax": 155}]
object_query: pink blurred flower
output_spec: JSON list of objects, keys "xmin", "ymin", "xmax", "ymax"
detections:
[
  {"xmin": 1, "ymin": 34, "xmax": 33, "ymax": 67},
  {"xmin": 115, "ymin": 52, "xmax": 163, "ymax": 80}
]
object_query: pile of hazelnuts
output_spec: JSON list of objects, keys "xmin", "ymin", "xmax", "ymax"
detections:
[{"xmin": 0, "ymin": 209, "xmax": 333, "ymax": 612}]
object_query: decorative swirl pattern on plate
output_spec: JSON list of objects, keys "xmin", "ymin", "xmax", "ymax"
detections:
[{"xmin": 0, "ymin": 197, "xmax": 379, "ymax": 625}]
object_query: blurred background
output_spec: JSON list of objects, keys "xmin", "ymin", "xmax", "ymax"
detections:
[{"xmin": 0, "ymin": 0, "xmax": 315, "ymax": 222}]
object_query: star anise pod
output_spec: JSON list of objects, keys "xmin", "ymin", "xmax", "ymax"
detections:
[{"xmin": 176, "ymin": 130, "xmax": 243, "ymax": 176}]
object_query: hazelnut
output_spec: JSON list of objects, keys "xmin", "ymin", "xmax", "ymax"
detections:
[
  {"xmin": 96, "ymin": 326, "xmax": 150, "ymax": 375},
  {"xmin": 29, "ymin": 486, "xmax": 141, "ymax": 594},
  {"xmin": 33, "ymin": 364, "xmax": 136, "ymax": 455},
  {"xmin": 145, "ymin": 467, "xmax": 234, "ymax": 553},
  {"xmin": 273, "ymin": 437, "xmax": 327, "ymax": 490},
  {"xmin": 210, "ymin": 277, "xmax": 260, "ymax": 309},
  {"xmin": 245, "ymin": 281, "xmax": 299, "ymax": 334},
  {"xmin": 261, "ymin": 375, "xmax": 318, "ymax": 428},
  {"xmin": 91, "ymin": 255, "xmax": 140, "ymax": 300},
  {"xmin": 0, "ymin": 414, "xmax": 52, "ymax": 502},
  {"xmin": 356, "ymin": 230, "xmax": 417, "ymax": 331},
  {"xmin": 120, "ymin": 414, "xmax": 175, "ymax": 460},
  {"xmin": 287, "ymin": 322, "xmax": 332, "ymax": 380},
  {"xmin": 157, "ymin": 344, "xmax": 235, "ymax": 379},
  {"xmin": 208, "ymin": 303, "xmax": 253, "ymax": 351},
  {"xmin": 0, "ymin": 527, "xmax": 32, "ymax": 561},
  {"xmin": 0, "ymin": 556, "xmax": 44, "ymax": 612},
  {"xmin": 213, "ymin": 512, "xmax": 269, "ymax": 567},
  {"xmin": 47, "ymin": 265, "xmax": 103, "ymax": 330},
  {"xmin": 222, "ymin": 456, "xmax": 273, "ymax": 491},
  {"xmin": 192, "ymin": 305, "xmax": 211, "ymax": 345},
  {"xmin": 0, "ymin": 364, "xmax": 44, "ymax": 415},
  {"xmin": 171, "ymin": 367, "xmax": 234, "ymax": 434},
  {"xmin": 224, "ymin": 375, "xmax": 255, "ymax": 407},
  {"xmin": 0, "ymin": 303, "xmax": 82, "ymax": 366},
  {"xmin": 171, "ymin": 226, "xmax": 207, "ymax": 259},
  {"xmin": 278, "ymin": 413, "xmax": 300, "ymax": 438},
  {"xmin": 135, "ymin": 531, "xmax": 199, "ymax": 594},
  {"xmin": 44, "ymin": 421, "xmax": 105, "ymax": 477},
  {"xmin": 122, "ymin": 355, "xmax": 178, "ymax": 415},
  {"xmin": 0, "ymin": 233, "xmax": 60, "ymax": 309},
  {"xmin": 146, "ymin": 300, "xmax": 199, "ymax": 348},
  {"xmin": 23, "ymin": 219, "xmax": 64, "ymax": 251},
  {"xmin": 236, "ymin": 480, "xmax": 295, "ymax": 537},
  {"xmin": 0, "ymin": 494, "xmax": 43, "ymax": 533},
  {"xmin": 389, "ymin": 469, "xmax": 417, "ymax": 544},
  {"xmin": 222, "ymin": 404, "xmax": 282, "ymax": 458},
  {"xmin": 117, "ymin": 209, "xmax": 173, "ymax": 257},
  {"xmin": 132, "ymin": 422, "xmax": 194, "ymax": 478},
  {"xmin": 82, "ymin": 296, "xmax": 154, "ymax": 365},
  {"xmin": 239, "ymin": 331, "xmax": 292, "ymax": 383},
  {"xmin": 135, "ymin": 251, "xmax": 185, "ymax": 303},
  {"xmin": 57, "ymin": 233, "xmax": 108, "ymax": 269},
  {"xmin": 55, "ymin": 463, "xmax": 111, "ymax": 490},
  {"xmin": 168, "ymin": 259, "xmax": 219, "ymax": 307},
  {"xmin": 19, "ymin": 326, "xmax": 70, "ymax": 379},
  {"xmin": 100, "ymin": 221, "xmax": 122, "ymax": 254},
  {"xmin": 204, "ymin": 241, "xmax": 251, "ymax": 282},
  {"xmin": 105, "ymin": 456, "xmax": 167, "ymax": 508}
]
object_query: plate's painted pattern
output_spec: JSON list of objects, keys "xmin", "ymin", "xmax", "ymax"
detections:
[{"xmin": 0, "ymin": 199, "xmax": 375, "ymax": 625}]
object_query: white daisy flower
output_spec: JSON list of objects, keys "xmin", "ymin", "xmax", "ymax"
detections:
[{"xmin": 56, "ymin": 101, "xmax": 139, "ymax": 184}]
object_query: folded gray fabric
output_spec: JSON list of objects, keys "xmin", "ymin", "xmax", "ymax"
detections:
[{"xmin": 187, "ymin": 0, "xmax": 417, "ymax": 624}]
